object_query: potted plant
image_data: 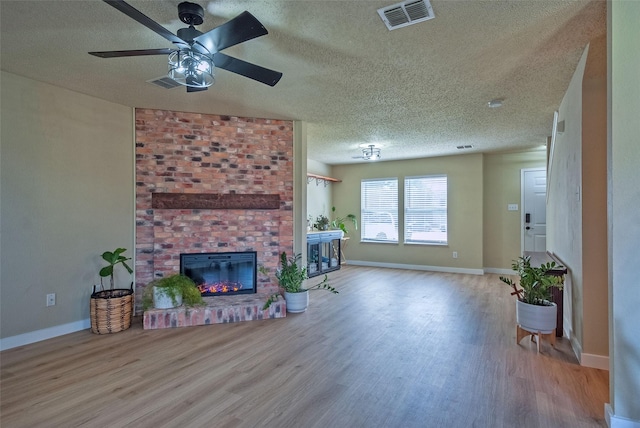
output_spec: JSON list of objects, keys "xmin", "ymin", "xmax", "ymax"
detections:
[
  {"xmin": 314, "ymin": 215, "xmax": 330, "ymax": 231},
  {"xmin": 142, "ymin": 274, "xmax": 204, "ymax": 310},
  {"xmin": 262, "ymin": 252, "xmax": 338, "ymax": 313},
  {"xmin": 330, "ymin": 206, "xmax": 358, "ymax": 234},
  {"xmin": 499, "ymin": 256, "xmax": 564, "ymax": 349},
  {"xmin": 90, "ymin": 247, "xmax": 134, "ymax": 334}
]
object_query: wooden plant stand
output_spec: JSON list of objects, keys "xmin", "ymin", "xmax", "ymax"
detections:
[{"xmin": 517, "ymin": 324, "xmax": 556, "ymax": 353}]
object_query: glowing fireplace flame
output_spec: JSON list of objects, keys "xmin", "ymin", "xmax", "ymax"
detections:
[{"xmin": 197, "ymin": 281, "xmax": 242, "ymax": 294}]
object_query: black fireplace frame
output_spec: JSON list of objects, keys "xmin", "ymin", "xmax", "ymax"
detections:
[{"xmin": 179, "ymin": 251, "xmax": 257, "ymax": 296}]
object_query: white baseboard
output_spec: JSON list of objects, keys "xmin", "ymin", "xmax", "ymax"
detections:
[
  {"xmin": 0, "ymin": 319, "xmax": 91, "ymax": 351},
  {"xmin": 347, "ymin": 260, "xmax": 484, "ymax": 275},
  {"xmin": 606, "ymin": 404, "xmax": 640, "ymax": 428},
  {"xmin": 581, "ymin": 353, "xmax": 610, "ymax": 371},
  {"xmin": 484, "ymin": 267, "xmax": 516, "ymax": 275}
]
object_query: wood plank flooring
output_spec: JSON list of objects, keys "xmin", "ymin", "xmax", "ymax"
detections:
[{"xmin": 0, "ymin": 266, "xmax": 609, "ymax": 427}]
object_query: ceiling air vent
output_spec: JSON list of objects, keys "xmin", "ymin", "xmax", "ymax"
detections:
[
  {"xmin": 147, "ymin": 76, "xmax": 182, "ymax": 89},
  {"xmin": 378, "ymin": 0, "xmax": 435, "ymax": 31}
]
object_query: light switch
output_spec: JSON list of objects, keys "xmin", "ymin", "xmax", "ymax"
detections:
[{"xmin": 507, "ymin": 204, "xmax": 519, "ymax": 211}]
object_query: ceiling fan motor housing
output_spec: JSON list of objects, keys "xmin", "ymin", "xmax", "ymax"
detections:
[
  {"xmin": 177, "ymin": 26, "xmax": 203, "ymax": 43},
  {"xmin": 178, "ymin": 2, "xmax": 204, "ymax": 26}
]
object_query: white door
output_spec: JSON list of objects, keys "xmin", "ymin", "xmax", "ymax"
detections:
[{"xmin": 522, "ymin": 168, "xmax": 547, "ymax": 252}]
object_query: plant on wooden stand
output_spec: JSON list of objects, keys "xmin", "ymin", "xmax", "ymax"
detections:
[
  {"xmin": 330, "ymin": 206, "xmax": 358, "ymax": 234},
  {"xmin": 499, "ymin": 255, "xmax": 564, "ymax": 351},
  {"xmin": 142, "ymin": 274, "xmax": 204, "ymax": 310},
  {"xmin": 261, "ymin": 252, "xmax": 338, "ymax": 312},
  {"xmin": 499, "ymin": 256, "xmax": 563, "ymax": 305}
]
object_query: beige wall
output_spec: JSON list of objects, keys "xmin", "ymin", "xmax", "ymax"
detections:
[
  {"xmin": 483, "ymin": 150, "xmax": 546, "ymax": 270},
  {"xmin": 581, "ymin": 35, "xmax": 608, "ymax": 357},
  {"xmin": 547, "ymin": 38, "xmax": 609, "ymax": 363},
  {"xmin": 307, "ymin": 158, "xmax": 333, "ymax": 228},
  {"xmin": 0, "ymin": 72, "xmax": 134, "ymax": 340},
  {"xmin": 332, "ymin": 154, "xmax": 483, "ymax": 270},
  {"xmin": 608, "ymin": 0, "xmax": 640, "ymax": 422},
  {"xmin": 548, "ymin": 45, "xmax": 587, "ymax": 353}
]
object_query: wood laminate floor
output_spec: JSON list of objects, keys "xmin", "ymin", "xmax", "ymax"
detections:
[{"xmin": 0, "ymin": 266, "xmax": 609, "ymax": 427}]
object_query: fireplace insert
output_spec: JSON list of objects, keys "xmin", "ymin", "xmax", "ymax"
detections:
[{"xmin": 180, "ymin": 251, "xmax": 257, "ymax": 296}]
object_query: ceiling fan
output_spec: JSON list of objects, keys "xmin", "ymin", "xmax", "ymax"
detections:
[
  {"xmin": 89, "ymin": 0, "xmax": 282, "ymax": 92},
  {"xmin": 352, "ymin": 145, "xmax": 382, "ymax": 161}
]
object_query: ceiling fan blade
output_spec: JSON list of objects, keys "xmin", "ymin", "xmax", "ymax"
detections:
[
  {"xmin": 89, "ymin": 48, "xmax": 174, "ymax": 58},
  {"xmin": 213, "ymin": 53, "xmax": 282, "ymax": 87},
  {"xmin": 192, "ymin": 11, "xmax": 268, "ymax": 54},
  {"xmin": 103, "ymin": 0, "xmax": 188, "ymax": 48}
]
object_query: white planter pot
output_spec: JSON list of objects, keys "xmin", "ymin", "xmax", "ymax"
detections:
[
  {"xmin": 516, "ymin": 300, "xmax": 557, "ymax": 334},
  {"xmin": 153, "ymin": 286, "xmax": 183, "ymax": 309},
  {"xmin": 284, "ymin": 290, "xmax": 309, "ymax": 313}
]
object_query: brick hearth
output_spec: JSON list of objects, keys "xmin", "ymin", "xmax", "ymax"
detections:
[{"xmin": 143, "ymin": 294, "xmax": 286, "ymax": 330}]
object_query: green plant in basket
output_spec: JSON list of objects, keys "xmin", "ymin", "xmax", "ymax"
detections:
[{"xmin": 99, "ymin": 248, "xmax": 133, "ymax": 290}]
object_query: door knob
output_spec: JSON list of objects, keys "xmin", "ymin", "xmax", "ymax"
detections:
[{"xmin": 526, "ymin": 226, "xmax": 532, "ymax": 230}]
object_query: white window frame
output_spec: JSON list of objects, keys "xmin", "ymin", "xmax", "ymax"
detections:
[
  {"xmin": 360, "ymin": 178, "xmax": 399, "ymax": 243},
  {"xmin": 404, "ymin": 175, "xmax": 448, "ymax": 245}
]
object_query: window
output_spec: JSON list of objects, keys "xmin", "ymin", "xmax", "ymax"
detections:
[
  {"xmin": 361, "ymin": 178, "xmax": 398, "ymax": 243},
  {"xmin": 404, "ymin": 175, "xmax": 447, "ymax": 244}
]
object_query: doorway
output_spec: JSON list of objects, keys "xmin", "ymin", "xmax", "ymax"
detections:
[{"xmin": 521, "ymin": 168, "xmax": 547, "ymax": 253}]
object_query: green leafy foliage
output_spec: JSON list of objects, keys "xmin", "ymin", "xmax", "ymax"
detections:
[
  {"xmin": 499, "ymin": 256, "xmax": 564, "ymax": 306},
  {"xmin": 261, "ymin": 252, "xmax": 338, "ymax": 310},
  {"xmin": 142, "ymin": 274, "xmax": 204, "ymax": 310},
  {"xmin": 98, "ymin": 248, "xmax": 133, "ymax": 290},
  {"xmin": 331, "ymin": 206, "xmax": 358, "ymax": 234}
]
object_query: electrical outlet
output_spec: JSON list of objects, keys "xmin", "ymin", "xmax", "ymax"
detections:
[
  {"xmin": 452, "ymin": 251, "xmax": 458, "ymax": 259},
  {"xmin": 46, "ymin": 293, "xmax": 56, "ymax": 307}
]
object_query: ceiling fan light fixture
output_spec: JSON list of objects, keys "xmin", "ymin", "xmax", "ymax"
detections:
[
  {"xmin": 362, "ymin": 145, "xmax": 382, "ymax": 161},
  {"xmin": 168, "ymin": 49, "xmax": 214, "ymax": 88}
]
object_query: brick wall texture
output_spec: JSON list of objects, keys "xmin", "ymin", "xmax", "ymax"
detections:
[{"xmin": 135, "ymin": 108, "xmax": 294, "ymax": 314}]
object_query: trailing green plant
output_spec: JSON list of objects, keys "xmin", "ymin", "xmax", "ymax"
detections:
[
  {"xmin": 331, "ymin": 206, "xmax": 358, "ymax": 234},
  {"xmin": 142, "ymin": 274, "xmax": 204, "ymax": 310},
  {"xmin": 99, "ymin": 248, "xmax": 133, "ymax": 290},
  {"xmin": 499, "ymin": 256, "xmax": 564, "ymax": 306},
  {"xmin": 262, "ymin": 252, "xmax": 338, "ymax": 309}
]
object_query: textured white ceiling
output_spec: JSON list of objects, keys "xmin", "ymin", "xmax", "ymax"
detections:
[{"xmin": 0, "ymin": 0, "xmax": 605, "ymax": 164}]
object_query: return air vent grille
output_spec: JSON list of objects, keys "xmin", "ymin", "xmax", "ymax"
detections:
[
  {"xmin": 147, "ymin": 76, "xmax": 181, "ymax": 89},
  {"xmin": 377, "ymin": 0, "xmax": 435, "ymax": 31}
]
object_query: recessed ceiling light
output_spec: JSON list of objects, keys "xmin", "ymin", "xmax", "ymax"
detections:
[{"xmin": 487, "ymin": 99, "xmax": 504, "ymax": 108}]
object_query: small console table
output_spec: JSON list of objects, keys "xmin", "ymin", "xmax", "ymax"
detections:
[{"xmin": 307, "ymin": 231, "xmax": 342, "ymax": 277}]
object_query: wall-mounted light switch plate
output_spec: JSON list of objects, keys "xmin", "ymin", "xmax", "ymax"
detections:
[{"xmin": 507, "ymin": 204, "xmax": 519, "ymax": 211}]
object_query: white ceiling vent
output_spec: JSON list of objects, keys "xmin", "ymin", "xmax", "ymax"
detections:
[
  {"xmin": 147, "ymin": 76, "xmax": 181, "ymax": 89},
  {"xmin": 377, "ymin": 0, "xmax": 435, "ymax": 31}
]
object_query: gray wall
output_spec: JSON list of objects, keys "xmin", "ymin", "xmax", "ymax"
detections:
[
  {"xmin": 608, "ymin": 1, "xmax": 640, "ymax": 423},
  {"xmin": 0, "ymin": 72, "xmax": 134, "ymax": 341}
]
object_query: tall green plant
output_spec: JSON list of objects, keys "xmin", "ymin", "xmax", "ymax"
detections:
[
  {"xmin": 262, "ymin": 252, "xmax": 338, "ymax": 309},
  {"xmin": 331, "ymin": 206, "xmax": 358, "ymax": 234},
  {"xmin": 499, "ymin": 256, "xmax": 563, "ymax": 306},
  {"xmin": 99, "ymin": 248, "xmax": 133, "ymax": 290}
]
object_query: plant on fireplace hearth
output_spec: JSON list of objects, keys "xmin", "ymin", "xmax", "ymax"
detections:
[
  {"xmin": 260, "ymin": 251, "xmax": 338, "ymax": 311},
  {"xmin": 142, "ymin": 274, "xmax": 204, "ymax": 311},
  {"xmin": 98, "ymin": 247, "xmax": 133, "ymax": 290}
]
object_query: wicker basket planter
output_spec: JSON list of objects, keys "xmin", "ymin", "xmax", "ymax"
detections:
[{"xmin": 90, "ymin": 286, "xmax": 133, "ymax": 334}]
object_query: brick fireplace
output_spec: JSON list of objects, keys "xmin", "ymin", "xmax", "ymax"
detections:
[{"xmin": 134, "ymin": 108, "xmax": 294, "ymax": 317}]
